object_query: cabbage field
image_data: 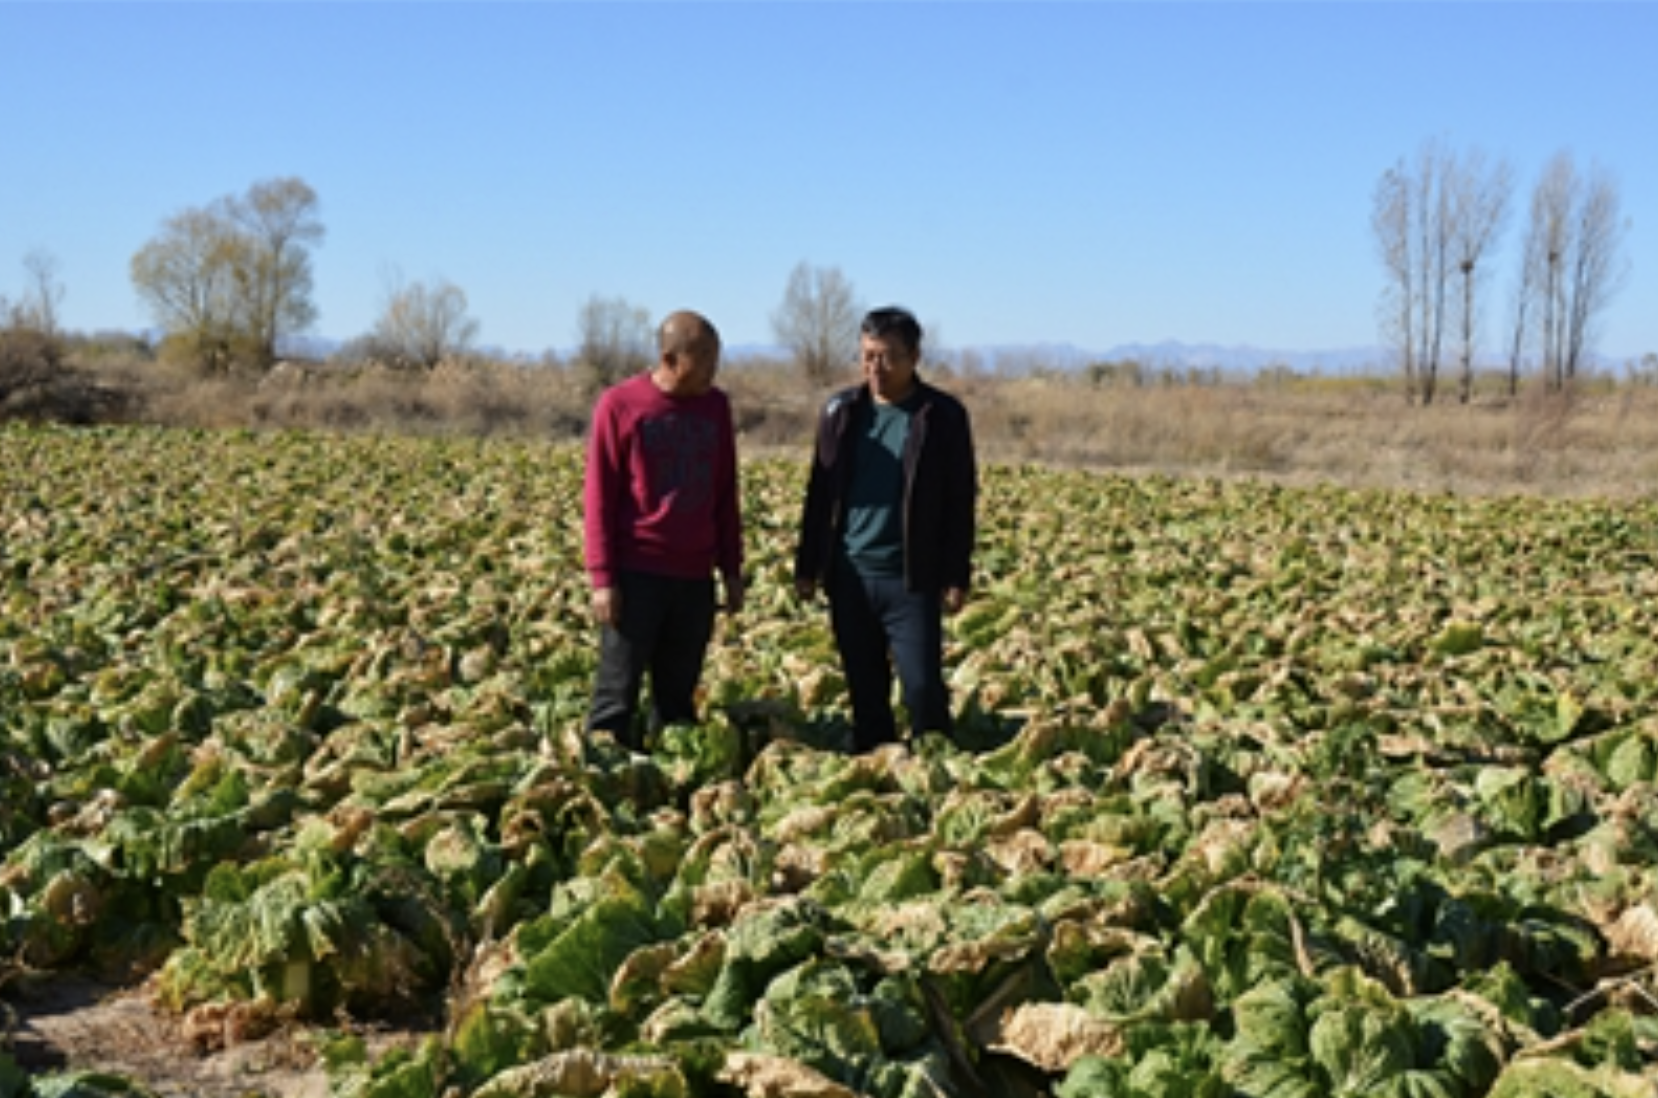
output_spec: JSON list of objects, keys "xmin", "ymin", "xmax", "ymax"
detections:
[{"xmin": 4, "ymin": 423, "xmax": 1658, "ymax": 1098}]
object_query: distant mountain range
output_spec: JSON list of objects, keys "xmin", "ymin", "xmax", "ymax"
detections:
[
  {"xmin": 239, "ymin": 333, "xmax": 1644, "ymax": 374},
  {"xmin": 1053, "ymin": 340, "xmax": 1638, "ymax": 375},
  {"xmin": 1107, "ymin": 341, "xmax": 1392, "ymax": 374},
  {"xmin": 280, "ymin": 335, "xmax": 1648, "ymax": 377},
  {"xmin": 718, "ymin": 340, "xmax": 1391, "ymax": 375}
]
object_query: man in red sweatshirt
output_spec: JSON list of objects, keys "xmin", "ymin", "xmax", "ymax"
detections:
[{"xmin": 583, "ymin": 310, "xmax": 744, "ymax": 749}]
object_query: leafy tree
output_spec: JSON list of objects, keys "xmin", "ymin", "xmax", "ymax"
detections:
[
  {"xmin": 132, "ymin": 205, "xmax": 244, "ymax": 374},
  {"xmin": 771, "ymin": 261, "xmax": 862, "ymax": 385},
  {"xmin": 229, "ymin": 176, "xmax": 324, "ymax": 367},
  {"xmin": 130, "ymin": 177, "xmax": 323, "ymax": 374}
]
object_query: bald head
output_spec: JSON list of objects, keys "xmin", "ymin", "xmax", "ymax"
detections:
[
  {"xmin": 654, "ymin": 310, "xmax": 722, "ymax": 396},
  {"xmin": 659, "ymin": 310, "xmax": 721, "ymax": 359}
]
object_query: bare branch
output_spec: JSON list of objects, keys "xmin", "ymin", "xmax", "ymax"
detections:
[
  {"xmin": 771, "ymin": 261, "xmax": 862, "ymax": 385},
  {"xmin": 21, "ymin": 249, "xmax": 66, "ymax": 339},
  {"xmin": 575, "ymin": 295, "xmax": 653, "ymax": 392},
  {"xmin": 371, "ymin": 271, "xmax": 481, "ymax": 370},
  {"xmin": 1515, "ymin": 153, "xmax": 1628, "ymax": 391}
]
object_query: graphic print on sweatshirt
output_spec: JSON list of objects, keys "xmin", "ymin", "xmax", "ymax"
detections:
[{"xmin": 639, "ymin": 413, "xmax": 717, "ymax": 514}]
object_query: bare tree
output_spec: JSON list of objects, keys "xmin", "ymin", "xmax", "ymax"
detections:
[
  {"xmin": 20, "ymin": 249, "xmax": 65, "ymax": 339},
  {"xmin": 1373, "ymin": 165, "xmax": 1417, "ymax": 402},
  {"xmin": 1504, "ymin": 190, "xmax": 1546, "ymax": 398},
  {"xmin": 1413, "ymin": 144, "xmax": 1455, "ymax": 406},
  {"xmin": 1515, "ymin": 153, "xmax": 1630, "ymax": 392},
  {"xmin": 1376, "ymin": 141, "xmax": 1522, "ymax": 406},
  {"xmin": 130, "ymin": 177, "xmax": 323, "ymax": 374},
  {"xmin": 1561, "ymin": 163, "xmax": 1630, "ymax": 386},
  {"xmin": 1373, "ymin": 141, "xmax": 1455, "ymax": 404},
  {"xmin": 371, "ymin": 271, "xmax": 480, "ymax": 369},
  {"xmin": 1, "ymin": 256, "xmax": 69, "ymax": 412},
  {"xmin": 1529, "ymin": 154, "xmax": 1576, "ymax": 392},
  {"xmin": 922, "ymin": 318, "xmax": 953, "ymax": 373},
  {"xmin": 1448, "ymin": 151, "xmax": 1513, "ymax": 403},
  {"xmin": 771, "ymin": 261, "xmax": 862, "ymax": 385},
  {"xmin": 575, "ymin": 295, "xmax": 653, "ymax": 392},
  {"xmin": 1, "ymin": 294, "xmax": 55, "ymax": 408}
]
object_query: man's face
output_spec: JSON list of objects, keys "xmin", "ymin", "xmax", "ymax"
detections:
[
  {"xmin": 861, "ymin": 333, "xmax": 918, "ymax": 403},
  {"xmin": 668, "ymin": 337, "xmax": 720, "ymax": 396}
]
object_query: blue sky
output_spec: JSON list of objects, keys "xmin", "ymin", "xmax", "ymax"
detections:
[{"xmin": 2, "ymin": 2, "xmax": 1653, "ymax": 362}]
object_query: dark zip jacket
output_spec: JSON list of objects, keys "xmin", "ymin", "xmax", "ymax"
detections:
[{"xmin": 794, "ymin": 378, "xmax": 977, "ymax": 595}]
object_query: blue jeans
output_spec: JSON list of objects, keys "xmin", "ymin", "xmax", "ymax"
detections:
[
  {"xmin": 587, "ymin": 570, "xmax": 716, "ymax": 749},
  {"xmin": 828, "ymin": 558, "xmax": 952, "ymax": 753}
]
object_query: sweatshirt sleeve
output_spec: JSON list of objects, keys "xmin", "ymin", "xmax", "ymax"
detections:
[
  {"xmin": 943, "ymin": 399, "xmax": 978, "ymax": 592},
  {"xmin": 583, "ymin": 392, "xmax": 623, "ymax": 589},
  {"xmin": 793, "ymin": 399, "xmax": 836, "ymax": 585},
  {"xmin": 715, "ymin": 393, "xmax": 744, "ymax": 582}
]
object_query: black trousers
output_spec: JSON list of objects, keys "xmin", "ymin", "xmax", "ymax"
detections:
[
  {"xmin": 587, "ymin": 570, "xmax": 716, "ymax": 749},
  {"xmin": 828, "ymin": 558, "xmax": 952, "ymax": 753}
]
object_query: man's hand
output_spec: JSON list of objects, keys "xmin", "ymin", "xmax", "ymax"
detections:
[
  {"xmin": 943, "ymin": 587, "xmax": 968, "ymax": 615},
  {"xmin": 592, "ymin": 587, "xmax": 621, "ymax": 626},
  {"xmin": 722, "ymin": 574, "xmax": 746, "ymax": 615}
]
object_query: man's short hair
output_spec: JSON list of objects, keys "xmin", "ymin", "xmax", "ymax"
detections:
[{"xmin": 861, "ymin": 306, "xmax": 923, "ymax": 357}]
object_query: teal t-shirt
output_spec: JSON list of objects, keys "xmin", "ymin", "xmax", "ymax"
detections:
[{"xmin": 841, "ymin": 394, "xmax": 916, "ymax": 577}]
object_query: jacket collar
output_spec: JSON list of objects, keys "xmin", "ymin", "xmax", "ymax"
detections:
[{"xmin": 842, "ymin": 375, "xmax": 932, "ymax": 412}]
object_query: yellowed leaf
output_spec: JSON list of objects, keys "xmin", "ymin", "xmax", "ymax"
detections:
[
  {"xmin": 1605, "ymin": 902, "xmax": 1658, "ymax": 962},
  {"xmin": 472, "ymin": 1049, "xmax": 681, "ymax": 1098},
  {"xmin": 718, "ymin": 1051, "xmax": 865, "ymax": 1098},
  {"xmin": 984, "ymin": 828, "xmax": 1053, "ymax": 876},
  {"xmin": 660, "ymin": 930, "xmax": 725, "ymax": 995},
  {"xmin": 986, "ymin": 1002, "xmax": 1124, "ymax": 1072},
  {"xmin": 691, "ymin": 878, "xmax": 756, "ymax": 928},
  {"xmin": 1058, "ymin": 839, "xmax": 1132, "ymax": 878},
  {"xmin": 608, "ymin": 941, "xmax": 676, "ymax": 1012}
]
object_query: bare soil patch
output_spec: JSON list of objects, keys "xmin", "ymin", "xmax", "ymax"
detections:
[{"xmin": 3, "ymin": 974, "xmax": 430, "ymax": 1097}]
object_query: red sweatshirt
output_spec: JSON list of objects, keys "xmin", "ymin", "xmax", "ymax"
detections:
[{"xmin": 583, "ymin": 373, "xmax": 743, "ymax": 589}]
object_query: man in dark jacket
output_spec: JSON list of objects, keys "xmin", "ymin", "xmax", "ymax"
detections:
[{"xmin": 794, "ymin": 306, "xmax": 977, "ymax": 752}]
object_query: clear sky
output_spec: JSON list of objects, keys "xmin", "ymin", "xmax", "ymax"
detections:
[{"xmin": 1, "ymin": 2, "xmax": 1653, "ymax": 362}]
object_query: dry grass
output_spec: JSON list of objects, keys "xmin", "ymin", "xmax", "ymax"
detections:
[
  {"xmin": 50, "ymin": 351, "xmax": 1658, "ymax": 500},
  {"xmin": 951, "ymin": 371, "xmax": 1658, "ymax": 500}
]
